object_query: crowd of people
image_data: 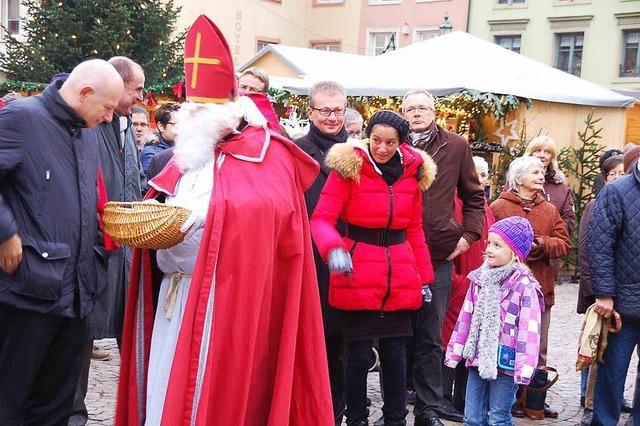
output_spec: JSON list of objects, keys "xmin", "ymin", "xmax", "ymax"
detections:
[{"xmin": 0, "ymin": 13, "xmax": 639, "ymax": 426}]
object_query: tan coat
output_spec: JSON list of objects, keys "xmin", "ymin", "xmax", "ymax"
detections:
[{"xmin": 490, "ymin": 191, "xmax": 571, "ymax": 307}]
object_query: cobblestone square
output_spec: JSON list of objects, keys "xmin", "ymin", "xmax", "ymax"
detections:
[{"xmin": 86, "ymin": 283, "xmax": 637, "ymax": 425}]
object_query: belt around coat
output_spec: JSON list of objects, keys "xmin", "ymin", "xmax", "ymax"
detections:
[{"xmin": 345, "ymin": 224, "xmax": 406, "ymax": 247}]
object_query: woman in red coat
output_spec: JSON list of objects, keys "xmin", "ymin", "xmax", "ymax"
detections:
[{"xmin": 311, "ymin": 111, "xmax": 436, "ymax": 426}]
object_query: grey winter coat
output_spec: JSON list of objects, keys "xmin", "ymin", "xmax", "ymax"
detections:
[{"xmin": 88, "ymin": 117, "xmax": 141, "ymax": 338}]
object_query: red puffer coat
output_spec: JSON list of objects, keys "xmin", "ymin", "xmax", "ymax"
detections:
[{"xmin": 311, "ymin": 140, "xmax": 437, "ymax": 312}]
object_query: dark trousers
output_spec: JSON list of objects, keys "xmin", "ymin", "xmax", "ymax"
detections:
[
  {"xmin": 413, "ymin": 261, "xmax": 453, "ymax": 418},
  {"xmin": 442, "ymin": 363, "xmax": 468, "ymax": 412},
  {"xmin": 68, "ymin": 340, "xmax": 93, "ymax": 426},
  {"xmin": 593, "ymin": 320, "xmax": 640, "ymax": 426},
  {"xmin": 0, "ymin": 304, "xmax": 85, "ymax": 426},
  {"xmin": 345, "ymin": 337, "xmax": 408, "ymax": 423},
  {"xmin": 326, "ymin": 333, "xmax": 346, "ymax": 425}
]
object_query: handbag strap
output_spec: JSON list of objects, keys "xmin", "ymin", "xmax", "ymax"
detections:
[
  {"xmin": 526, "ymin": 366, "xmax": 559, "ymax": 392},
  {"xmin": 608, "ymin": 310, "xmax": 622, "ymax": 333}
]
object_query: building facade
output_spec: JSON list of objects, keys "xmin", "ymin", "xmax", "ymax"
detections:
[
  {"xmin": 174, "ymin": 0, "xmax": 470, "ymax": 65},
  {"xmin": 1, "ymin": 1, "xmax": 470, "ymax": 69},
  {"xmin": 467, "ymin": 0, "xmax": 640, "ymax": 89},
  {"xmin": 175, "ymin": 0, "xmax": 363, "ymax": 66},
  {"xmin": 357, "ymin": 0, "xmax": 470, "ymax": 56}
]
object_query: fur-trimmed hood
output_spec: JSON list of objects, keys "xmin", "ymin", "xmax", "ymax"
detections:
[{"xmin": 324, "ymin": 138, "xmax": 437, "ymax": 191}]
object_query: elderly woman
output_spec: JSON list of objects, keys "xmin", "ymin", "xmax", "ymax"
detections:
[
  {"xmin": 524, "ymin": 136, "xmax": 575, "ymax": 233},
  {"xmin": 490, "ymin": 156, "xmax": 571, "ymax": 419},
  {"xmin": 311, "ymin": 110, "xmax": 436, "ymax": 426}
]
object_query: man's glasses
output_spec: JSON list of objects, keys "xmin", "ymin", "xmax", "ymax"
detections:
[
  {"xmin": 404, "ymin": 105, "xmax": 434, "ymax": 114},
  {"xmin": 132, "ymin": 122, "xmax": 149, "ymax": 128},
  {"xmin": 347, "ymin": 130, "xmax": 362, "ymax": 138},
  {"xmin": 311, "ymin": 107, "xmax": 346, "ymax": 117}
]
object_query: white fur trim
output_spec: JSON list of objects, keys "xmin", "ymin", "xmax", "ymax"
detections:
[{"xmin": 173, "ymin": 102, "xmax": 242, "ymax": 172}]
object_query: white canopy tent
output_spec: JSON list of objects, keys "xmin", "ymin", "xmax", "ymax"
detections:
[{"xmin": 239, "ymin": 31, "xmax": 634, "ymax": 108}]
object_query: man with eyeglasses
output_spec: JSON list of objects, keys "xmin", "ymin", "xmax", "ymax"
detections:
[
  {"xmin": 345, "ymin": 108, "xmax": 364, "ymax": 139},
  {"xmin": 131, "ymin": 106, "xmax": 156, "ymax": 150},
  {"xmin": 294, "ymin": 81, "xmax": 349, "ymax": 426},
  {"xmin": 402, "ymin": 89, "xmax": 485, "ymax": 426}
]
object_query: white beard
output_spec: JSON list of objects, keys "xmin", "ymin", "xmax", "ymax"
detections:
[{"xmin": 173, "ymin": 102, "xmax": 243, "ymax": 172}]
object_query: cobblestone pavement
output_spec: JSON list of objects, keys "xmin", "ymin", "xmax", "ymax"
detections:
[{"xmin": 87, "ymin": 283, "xmax": 637, "ymax": 425}]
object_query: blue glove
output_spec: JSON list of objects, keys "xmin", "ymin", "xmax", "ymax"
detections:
[
  {"xmin": 422, "ymin": 285, "xmax": 432, "ymax": 304},
  {"xmin": 328, "ymin": 248, "xmax": 353, "ymax": 274}
]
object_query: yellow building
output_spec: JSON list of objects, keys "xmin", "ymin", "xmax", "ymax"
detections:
[
  {"xmin": 174, "ymin": 0, "xmax": 362, "ymax": 66},
  {"xmin": 467, "ymin": 0, "xmax": 640, "ymax": 90}
]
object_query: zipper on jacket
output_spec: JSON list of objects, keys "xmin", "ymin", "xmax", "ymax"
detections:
[{"xmin": 380, "ymin": 185, "xmax": 394, "ymax": 317}]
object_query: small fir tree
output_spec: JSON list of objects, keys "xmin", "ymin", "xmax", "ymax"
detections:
[
  {"xmin": 0, "ymin": 0, "xmax": 184, "ymax": 86},
  {"xmin": 557, "ymin": 110, "xmax": 604, "ymax": 277}
]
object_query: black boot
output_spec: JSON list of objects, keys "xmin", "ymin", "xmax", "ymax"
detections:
[{"xmin": 384, "ymin": 419, "xmax": 407, "ymax": 426}]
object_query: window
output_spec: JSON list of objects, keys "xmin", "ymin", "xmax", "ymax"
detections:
[
  {"xmin": 498, "ymin": 0, "xmax": 525, "ymax": 4},
  {"xmin": 621, "ymin": 30, "xmax": 640, "ymax": 77},
  {"xmin": 555, "ymin": 32, "xmax": 583, "ymax": 76},
  {"xmin": 311, "ymin": 41, "xmax": 341, "ymax": 52},
  {"xmin": 7, "ymin": 0, "xmax": 20, "ymax": 34},
  {"xmin": 368, "ymin": 0, "xmax": 402, "ymax": 5},
  {"xmin": 495, "ymin": 35, "xmax": 521, "ymax": 53},
  {"xmin": 256, "ymin": 39, "xmax": 279, "ymax": 53},
  {"xmin": 414, "ymin": 28, "xmax": 439, "ymax": 43},
  {"xmin": 368, "ymin": 31, "xmax": 396, "ymax": 56}
]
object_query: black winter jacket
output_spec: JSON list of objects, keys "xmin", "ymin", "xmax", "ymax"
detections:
[
  {"xmin": 589, "ymin": 165, "xmax": 640, "ymax": 322},
  {"xmin": 0, "ymin": 83, "xmax": 107, "ymax": 318},
  {"xmin": 294, "ymin": 124, "xmax": 347, "ymax": 335}
]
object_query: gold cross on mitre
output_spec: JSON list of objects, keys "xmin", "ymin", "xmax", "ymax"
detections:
[{"xmin": 184, "ymin": 32, "xmax": 221, "ymax": 89}]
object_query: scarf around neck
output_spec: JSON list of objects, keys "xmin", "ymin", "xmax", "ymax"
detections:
[
  {"xmin": 463, "ymin": 261, "xmax": 519, "ymax": 380},
  {"xmin": 307, "ymin": 122, "xmax": 348, "ymax": 154},
  {"xmin": 410, "ymin": 121, "xmax": 439, "ymax": 152},
  {"xmin": 372, "ymin": 150, "xmax": 403, "ymax": 185}
]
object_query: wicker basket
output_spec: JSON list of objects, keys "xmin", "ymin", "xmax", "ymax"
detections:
[{"xmin": 103, "ymin": 201, "xmax": 192, "ymax": 249}]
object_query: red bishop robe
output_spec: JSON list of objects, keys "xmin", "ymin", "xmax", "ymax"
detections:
[{"xmin": 116, "ymin": 125, "xmax": 334, "ymax": 425}]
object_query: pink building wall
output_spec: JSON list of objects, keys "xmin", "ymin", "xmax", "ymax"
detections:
[{"xmin": 358, "ymin": 0, "xmax": 470, "ymax": 54}]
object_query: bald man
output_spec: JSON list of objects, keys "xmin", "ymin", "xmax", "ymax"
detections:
[{"xmin": 0, "ymin": 59, "xmax": 123, "ymax": 424}]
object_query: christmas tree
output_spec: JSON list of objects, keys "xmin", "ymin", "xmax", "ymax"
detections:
[{"xmin": 0, "ymin": 0, "xmax": 184, "ymax": 87}]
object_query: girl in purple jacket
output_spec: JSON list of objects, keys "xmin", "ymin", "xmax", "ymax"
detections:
[{"xmin": 444, "ymin": 216, "xmax": 543, "ymax": 426}]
